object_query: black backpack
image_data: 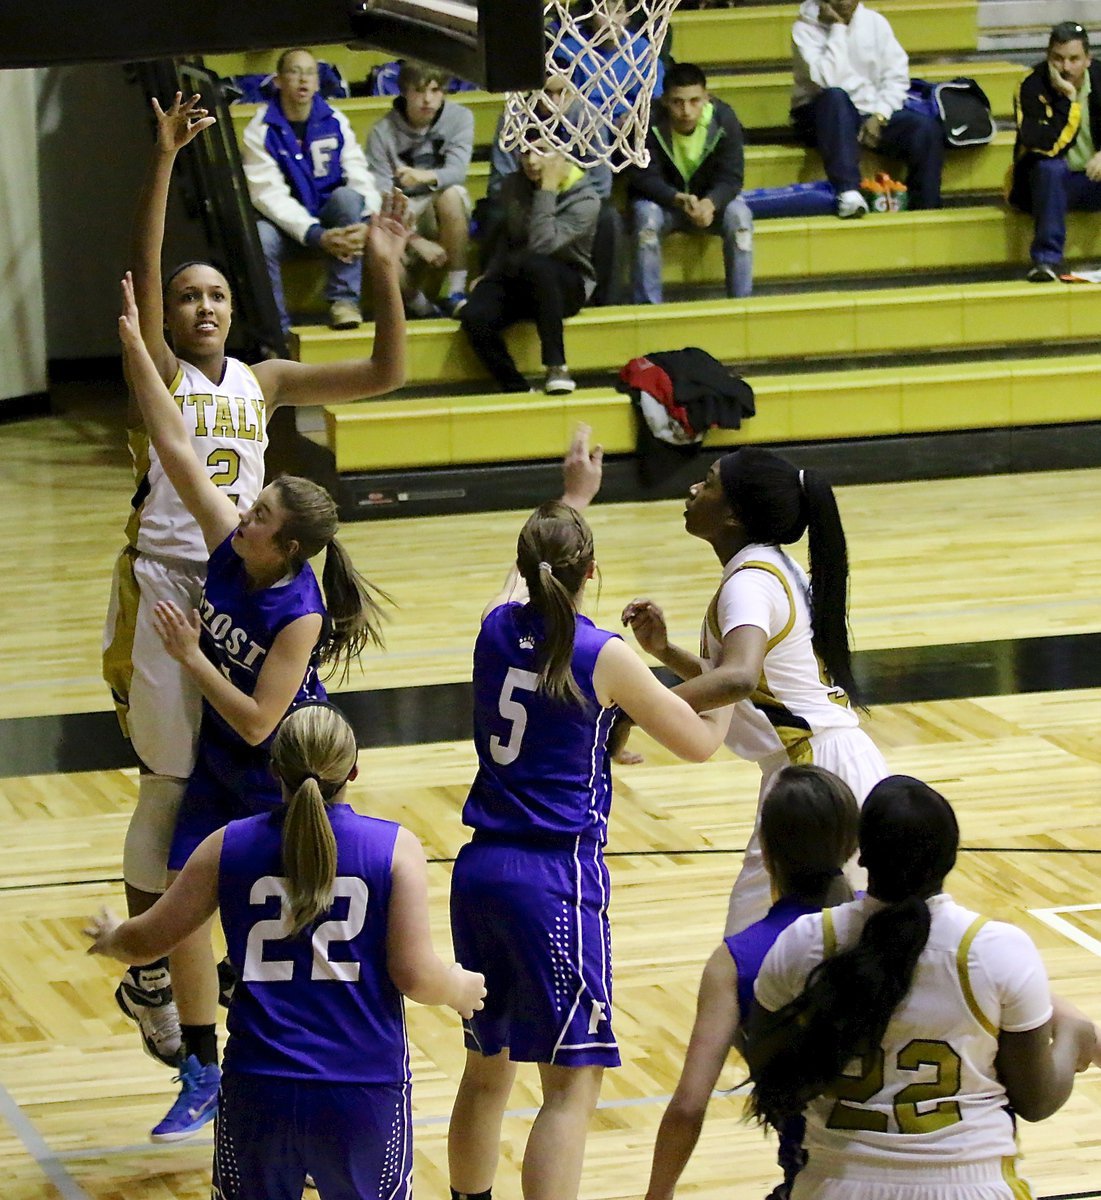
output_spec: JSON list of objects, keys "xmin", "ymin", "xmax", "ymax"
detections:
[{"xmin": 906, "ymin": 78, "xmax": 996, "ymax": 148}]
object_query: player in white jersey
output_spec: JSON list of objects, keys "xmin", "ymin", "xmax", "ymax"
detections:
[
  {"xmin": 102, "ymin": 92, "xmax": 410, "ymax": 1066},
  {"xmin": 623, "ymin": 447, "xmax": 888, "ymax": 935},
  {"xmin": 747, "ymin": 775, "xmax": 1100, "ymax": 1200}
]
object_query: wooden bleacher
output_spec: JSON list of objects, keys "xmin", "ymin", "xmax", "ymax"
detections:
[{"xmin": 201, "ymin": 0, "xmax": 1101, "ymax": 505}]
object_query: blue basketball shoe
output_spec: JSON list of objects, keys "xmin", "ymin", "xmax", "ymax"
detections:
[{"xmin": 150, "ymin": 1054, "xmax": 221, "ymax": 1142}]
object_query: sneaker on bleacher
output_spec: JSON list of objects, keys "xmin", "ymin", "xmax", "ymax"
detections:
[
  {"xmin": 1026, "ymin": 260, "xmax": 1060, "ymax": 284},
  {"xmin": 150, "ymin": 1054, "xmax": 221, "ymax": 1143},
  {"xmin": 115, "ymin": 965, "xmax": 182, "ymax": 1068},
  {"xmin": 837, "ymin": 190, "xmax": 869, "ymax": 219},
  {"xmin": 545, "ymin": 365, "xmax": 577, "ymax": 394},
  {"xmin": 329, "ymin": 300, "xmax": 363, "ymax": 329}
]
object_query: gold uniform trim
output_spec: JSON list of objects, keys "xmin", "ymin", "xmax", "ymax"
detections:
[
  {"xmin": 1001, "ymin": 1155, "xmax": 1034, "ymax": 1200},
  {"xmin": 822, "ymin": 907, "xmax": 837, "ymax": 959},
  {"xmin": 957, "ymin": 915, "xmax": 999, "ymax": 1038}
]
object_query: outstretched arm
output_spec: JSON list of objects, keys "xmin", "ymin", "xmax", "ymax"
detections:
[
  {"xmin": 253, "ymin": 191, "xmax": 411, "ymax": 409},
  {"xmin": 646, "ymin": 946, "xmax": 741, "ymax": 1200},
  {"xmin": 84, "ymin": 830, "xmax": 223, "ymax": 963},
  {"xmin": 386, "ymin": 827, "xmax": 486, "ymax": 1017},
  {"xmin": 480, "ymin": 424, "xmax": 603, "ymax": 620},
  {"xmin": 131, "ymin": 93, "xmax": 217, "ymax": 387},
  {"xmin": 119, "ymin": 273, "xmax": 239, "ymax": 552}
]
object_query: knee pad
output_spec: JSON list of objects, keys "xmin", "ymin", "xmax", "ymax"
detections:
[{"xmin": 123, "ymin": 774, "xmax": 187, "ymax": 894}]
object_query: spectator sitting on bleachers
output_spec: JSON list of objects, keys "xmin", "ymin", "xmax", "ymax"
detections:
[
  {"xmin": 485, "ymin": 76, "xmax": 625, "ymax": 305},
  {"xmin": 791, "ymin": 0, "xmax": 944, "ymax": 217},
  {"xmin": 366, "ymin": 60, "xmax": 475, "ymax": 317},
  {"xmin": 242, "ymin": 48, "xmax": 380, "ymax": 332},
  {"xmin": 626, "ymin": 62, "xmax": 753, "ymax": 303},
  {"xmin": 1010, "ymin": 22, "xmax": 1101, "ymax": 283},
  {"xmin": 459, "ymin": 139, "xmax": 600, "ymax": 395}
]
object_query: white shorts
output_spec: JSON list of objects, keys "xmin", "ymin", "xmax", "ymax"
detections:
[
  {"xmin": 102, "ymin": 548, "xmax": 205, "ymax": 779},
  {"xmin": 725, "ymin": 727, "xmax": 890, "ymax": 935},
  {"xmin": 404, "ymin": 184, "xmax": 472, "ymax": 232},
  {"xmin": 792, "ymin": 1154, "xmax": 1034, "ymax": 1200}
]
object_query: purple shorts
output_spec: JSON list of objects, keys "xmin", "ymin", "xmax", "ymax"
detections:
[
  {"xmin": 213, "ymin": 1072, "xmax": 411, "ymax": 1200},
  {"xmin": 168, "ymin": 749, "xmax": 280, "ymax": 870},
  {"xmin": 450, "ymin": 833, "xmax": 620, "ymax": 1068}
]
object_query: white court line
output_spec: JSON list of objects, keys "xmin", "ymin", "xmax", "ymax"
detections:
[
  {"xmin": 1029, "ymin": 903, "xmax": 1101, "ymax": 959},
  {"xmin": 54, "ymin": 1085, "xmax": 753, "ymax": 1161},
  {"xmin": 0, "ymin": 1077, "xmax": 91, "ymax": 1198}
]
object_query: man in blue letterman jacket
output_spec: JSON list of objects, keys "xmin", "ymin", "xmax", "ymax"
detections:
[{"xmin": 242, "ymin": 48, "xmax": 381, "ymax": 332}]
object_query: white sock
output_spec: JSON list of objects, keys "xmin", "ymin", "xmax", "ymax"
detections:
[{"xmin": 446, "ymin": 269, "xmax": 468, "ymax": 295}]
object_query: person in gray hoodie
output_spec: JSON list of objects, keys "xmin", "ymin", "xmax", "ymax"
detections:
[
  {"xmin": 366, "ymin": 61, "xmax": 475, "ymax": 316},
  {"xmin": 459, "ymin": 140, "xmax": 600, "ymax": 394}
]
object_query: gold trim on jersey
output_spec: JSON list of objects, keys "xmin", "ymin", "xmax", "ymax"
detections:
[
  {"xmin": 124, "ymin": 427, "xmax": 152, "ymax": 550},
  {"xmin": 703, "ymin": 560, "xmax": 796, "ymax": 654},
  {"xmin": 957, "ymin": 915, "xmax": 998, "ymax": 1038},
  {"xmin": 822, "ymin": 907, "xmax": 837, "ymax": 958},
  {"xmin": 1001, "ymin": 1155, "xmax": 1034, "ymax": 1200}
]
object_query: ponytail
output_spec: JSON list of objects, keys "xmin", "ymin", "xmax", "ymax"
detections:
[
  {"xmin": 801, "ymin": 469, "xmax": 860, "ymax": 705},
  {"xmin": 319, "ymin": 536, "xmax": 391, "ymax": 681},
  {"xmin": 747, "ymin": 775, "xmax": 960, "ymax": 1129},
  {"xmin": 270, "ymin": 703, "xmax": 359, "ymax": 937},
  {"xmin": 747, "ymin": 896, "xmax": 931, "ymax": 1128},
  {"xmin": 717, "ymin": 450, "xmax": 860, "ymax": 705},
  {"xmin": 515, "ymin": 501, "xmax": 595, "ymax": 707},
  {"xmin": 281, "ymin": 778, "xmax": 339, "ymax": 936}
]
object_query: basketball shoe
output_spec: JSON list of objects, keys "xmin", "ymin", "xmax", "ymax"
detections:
[
  {"xmin": 115, "ymin": 964, "xmax": 182, "ymax": 1067},
  {"xmin": 150, "ymin": 1054, "xmax": 221, "ymax": 1142}
]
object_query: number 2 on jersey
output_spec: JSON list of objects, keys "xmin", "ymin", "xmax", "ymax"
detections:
[
  {"xmin": 242, "ymin": 875, "xmax": 368, "ymax": 983},
  {"xmin": 207, "ymin": 447, "xmax": 241, "ymax": 504},
  {"xmin": 825, "ymin": 1039, "xmax": 963, "ymax": 1134},
  {"xmin": 489, "ymin": 667, "xmax": 539, "ymax": 765}
]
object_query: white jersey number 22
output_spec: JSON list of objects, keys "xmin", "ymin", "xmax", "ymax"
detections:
[{"xmin": 242, "ymin": 875, "xmax": 368, "ymax": 983}]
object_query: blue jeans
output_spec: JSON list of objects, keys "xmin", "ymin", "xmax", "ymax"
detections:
[
  {"xmin": 256, "ymin": 186, "xmax": 366, "ymax": 332},
  {"xmin": 792, "ymin": 87, "xmax": 944, "ymax": 209},
  {"xmin": 631, "ymin": 195, "xmax": 754, "ymax": 303},
  {"xmin": 1028, "ymin": 156, "xmax": 1101, "ymax": 264}
]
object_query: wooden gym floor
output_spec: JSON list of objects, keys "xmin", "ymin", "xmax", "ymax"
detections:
[{"xmin": 0, "ymin": 385, "xmax": 1099, "ymax": 1199}]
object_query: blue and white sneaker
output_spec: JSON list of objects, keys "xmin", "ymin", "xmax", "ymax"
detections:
[{"xmin": 150, "ymin": 1054, "xmax": 221, "ymax": 1143}]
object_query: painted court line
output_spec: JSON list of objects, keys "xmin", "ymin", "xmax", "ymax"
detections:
[
  {"xmin": 0, "ymin": 1077, "xmax": 91, "ymax": 1199},
  {"xmin": 1029, "ymin": 903, "xmax": 1101, "ymax": 960}
]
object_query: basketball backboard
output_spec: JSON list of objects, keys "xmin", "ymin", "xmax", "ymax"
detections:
[{"xmin": 0, "ymin": 0, "xmax": 544, "ymax": 91}]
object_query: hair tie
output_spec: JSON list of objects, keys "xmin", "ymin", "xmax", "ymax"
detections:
[
  {"xmin": 538, "ymin": 560, "xmax": 553, "ymax": 574},
  {"xmin": 798, "ymin": 468, "xmax": 806, "ymax": 492}
]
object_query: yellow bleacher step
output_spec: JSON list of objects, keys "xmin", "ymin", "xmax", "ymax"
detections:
[
  {"xmin": 202, "ymin": 1, "xmax": 976, "ymax": 85},
  {"xmin": 324, "ymin": 351, "xmax": 1101, "ymax": 473},
  {"xmin": 227, "ymin": 62, "xmax": 1021, "ymax": 150},
  {"xmin": 293, "ymin": 279, "xmax": 1101, "ymax": 388}
]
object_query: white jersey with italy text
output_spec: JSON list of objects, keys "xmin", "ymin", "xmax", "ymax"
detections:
[
  {"xmin": 125, "ymin": 358, "xmax": 268, "ymax": 562},
  {"xmin": 754, "ymin": 893, "xmax": 1053, "ymax": 1167},
  {"xmin": 700, "ymin": 543, "xmax": 859, "ymax": 762}
]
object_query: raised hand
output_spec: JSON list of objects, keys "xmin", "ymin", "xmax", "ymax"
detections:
[
  {"xmin": 621, "ymin": 598, "xmax": 670, "ymax": 658},
  {"xmin": 152, "ymin": 600, "xmax": 203, "ymax": 666},
  {"xmin": 366, "ymin": 191, "xmax": 414, "ymax": 267},
  {"xmin": 562, "ymin": 423, "xmax": 604, "ymax": 511},
  {"xmin": 152, "ymin": 92, "xmax": 216, "ymax": 155},
  {"xmin": 118, "ymin": 272, "xmax": 145, "ymax": 351}
]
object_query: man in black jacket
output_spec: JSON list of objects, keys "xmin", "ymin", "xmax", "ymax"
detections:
[
  {"xmin": 1010, "ymin": 22, "xmax": 1101, "ymax": 282},
  {"xmin": 625, "ymin": 62, "xmax": 753, "ymax": 303}
]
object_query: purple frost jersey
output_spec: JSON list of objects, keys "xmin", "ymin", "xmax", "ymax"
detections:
[
  {"xmin": 197, "ymin": 532, "xmax": 327, "ymax": 802},
  {"xmin": 726, "ymin": 895, "xmax": 820, "ymax": 1197},
  {"xmin": 219, "ymin": 803, "xmax": 409, "ymax": 1083},
  {"xmin": 463, "ymin": 603, "xmax": 621, "ymax": 841}
]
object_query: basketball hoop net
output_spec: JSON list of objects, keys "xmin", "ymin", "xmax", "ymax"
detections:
[{"xmin": 498, "ymin": 0, "xmax": 679, "ymax": 170}]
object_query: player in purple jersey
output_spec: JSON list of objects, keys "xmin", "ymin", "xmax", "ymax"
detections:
[
  {"xmin": 107, "ymin": 91, "xmax": 410, "ymax": 1074},
  {"xmin": 643, "ymin": 766, "xmax": 859, "ymax": 1200},
  {"xmin": 86, "ymin": 703, "xmax": 485, "ymax": 1198},
  {"xmin": 118, "ymin": 273, "xmax": 392, "ymax": 1141},
  {"xmin": 447, "ymin": 428, "xmax": 733, "ymax": 1200}
]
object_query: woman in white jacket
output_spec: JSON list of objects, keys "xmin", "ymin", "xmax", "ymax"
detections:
[{"xmin": 789, "ymin": 0, "xmax": 944, "ymax": 216}]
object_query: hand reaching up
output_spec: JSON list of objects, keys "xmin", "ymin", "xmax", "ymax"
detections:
[{"xmin": 152, "ymin": 92, "xmax": 216, "ymax": 156}]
